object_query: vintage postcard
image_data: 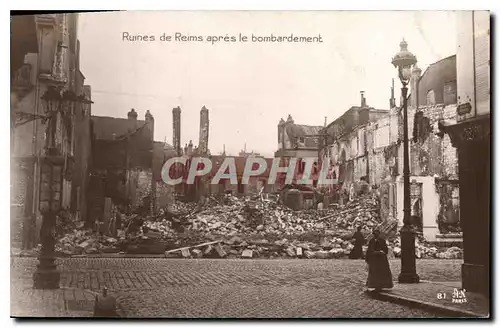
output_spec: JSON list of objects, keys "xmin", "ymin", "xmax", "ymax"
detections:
[{"xmin": 10, "ymin": 10, "xmax": 490, "ymax": 318}]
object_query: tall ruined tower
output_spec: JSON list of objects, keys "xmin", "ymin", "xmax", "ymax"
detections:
[
  {"xmin": 198, "ymin": 105, "xmax": 209, "ymax": 155},
  {"xmin": 389, "ymin": 78, "xmax": 396, "ymax": 109},
  {"xmin": 145, "ymin": 110, "xmax": 154, "ymax": 142},
  {"xmin": 172, "ymin": 106, "xmax": 181, "ymax": 156}
]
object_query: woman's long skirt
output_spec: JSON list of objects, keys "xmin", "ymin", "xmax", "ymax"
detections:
[
  {"xmin": 366, "ymin": 253, "xmax": 393, "ymax": 289},
  {"xmin": 349, "ymin": 245, "xmax": 363, "ymax": 259}
]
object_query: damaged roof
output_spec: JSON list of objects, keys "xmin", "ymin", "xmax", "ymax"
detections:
[
  {"xmin": 91, "ymin": 116, "xmax": 147, "ymax": 140},
  {"xmin": 285, "ymin": 124, "xmax": 323, "ymax": 148},
  {"xmin": 286, "ymin": 124, "xmax": 324, "ymax": 137}
]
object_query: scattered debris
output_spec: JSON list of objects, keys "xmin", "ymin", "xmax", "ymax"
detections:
[{"xmin": 53, "ymin": 192, "xmax": 462, "ymax": 260}]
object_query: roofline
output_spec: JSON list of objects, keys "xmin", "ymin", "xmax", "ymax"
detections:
[
  {"xmin": 419, "ymin": 54, "xmax": 457, "ymax": 83},
  {"xmin": 325, "ymin": 106, "xmax": 388, "ymax": 129},
  {"xmin": 91, "ymin": 115, "xmax": 146, "ymax": 122}
]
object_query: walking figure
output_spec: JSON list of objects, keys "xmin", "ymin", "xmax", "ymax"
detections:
[
  {"xmin": 349, "ymin": 226, "xmax": 365, "ymax": 259},
  {"xmin": 365, "ymin": 229, "xmax": 393, "ymax": 292}
]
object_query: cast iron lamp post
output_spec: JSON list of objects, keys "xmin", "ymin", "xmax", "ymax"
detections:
[
  {"xmin": 391, "ymin": 39, "xmax": 420, "ymax": 284},
  {"xmin": 33, "ymin": 86, "xmax": 93, "ymax": 289}
]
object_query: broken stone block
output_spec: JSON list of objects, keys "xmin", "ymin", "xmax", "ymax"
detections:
[
  {"xmin": 204, "ymin": 244, "xmax": 213, "ymax": 255},
  {"xmin": 192, "ymin": 249, "xmax": 203, "ymax": 258},
  {"xmin": 229, "ymin": 249, "xmax": 239, "ymax": 255},
  {"xmin": 78, "ymin": 240, "xmax": 92, "ymax": 250},
  {"xmin": 297, "ymin": 243, "xmax": 309, "ymax": 250},
  {"xmin": 180, "ymin": 248, "xmax": 191, "ymax": 258},
  {"xmin": 241, "ymin": 249, "xmax": 253, "ymax": 258},
  {"xmin": 286, "ymin": 247, "xmax": 296, "ymax": 257},
  {"xmin": 304, "ymin": 250, "xmax": 315, "ymax": 259},
  {"xmin": 213, "ymin": 243, "xmax": 227, "ymax": 258},
  {"xmin": 393, "ymin": 247, "xmax": 401, "ymax": 257},
  {"xmin": 296, "ymin": 247, "xmax": 303, "ymax": 257},
  {"xmin": 105, "ymin": 237, "xmax": 118, "ymax": 244}
]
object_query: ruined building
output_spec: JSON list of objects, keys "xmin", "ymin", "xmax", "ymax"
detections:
[
  {"xmin": 320, "ymin": 62, "xmax": 460, "ymax": 243},
  {"xmin": 90, "ymin": 109, "xmax": 155, "ymax": 219},
  {"xmin": 169, "ymin": 105, "xmax": 212, "ymax": 201},
  {"xmin": 274, "ymin": 115, "xmax": 324, "ymax": 188},
  {"xmin": 11, "ymin": 14, "xmax": 92, "ymax": 243}
]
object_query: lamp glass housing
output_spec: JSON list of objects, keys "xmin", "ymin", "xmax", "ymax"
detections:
[{"xmin": 401, "ymin": 66, "xmax": 411, "ymax": 81}]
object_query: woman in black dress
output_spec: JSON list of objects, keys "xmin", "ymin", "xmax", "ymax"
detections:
[
  {"xmin": 349, "ymin": 226, "xmax": 365, "ymax": 259},
  {"xmin": 365, "ymin": 229, "xmax": 393, "ymax": 292}
]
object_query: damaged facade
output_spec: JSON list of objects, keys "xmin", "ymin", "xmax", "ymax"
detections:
[
  {"xmin": 319, "ymin": 63, "xmax": 460, "ymax": 243},
  {"xmin": 274, "ymin": 115, "xmax": 324, "ymax": 188},
  {"xmin": 89, "ymin": 109, "xmax": 156, "ymax": 221},
  {"xmin": 11, "ymin": 14, "xmax": 92, "ymax": 245}
]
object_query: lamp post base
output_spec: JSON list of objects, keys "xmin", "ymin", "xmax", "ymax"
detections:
[
  {"xmin": 33, "ymin": 269, "xmax": 60, "ymax": 289},
  {"xmin": 33, "ymin": 255, "xmax": 60, "ymax": 289},
  {"xmin": 398, "ymin": 272, "xmax": 420, "ymax": 284},
  {"xmin": 33, "ymin": 259, "xmax": 61, "ymax": 289},
  {"xmin": 398, "ymin": 225, "xmax": 420, "ymax": 284}
]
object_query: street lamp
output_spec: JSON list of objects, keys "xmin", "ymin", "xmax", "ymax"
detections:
[
  {"xmin": 391, "ymin": 39, "xmax": 420, "ymax": 284},
  {"xmin": 33, "ymin": 86, "xmax": 93, "ymax": 289}
]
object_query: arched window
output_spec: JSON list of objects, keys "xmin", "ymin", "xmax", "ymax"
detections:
[{"xmin": 426, "ymin": 90, "xmax": 436, "ymax": 105}]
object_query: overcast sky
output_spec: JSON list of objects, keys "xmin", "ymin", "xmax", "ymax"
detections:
[{"xmin": 78, "ymin": 11, "xmax": 457, "ymax": 157}]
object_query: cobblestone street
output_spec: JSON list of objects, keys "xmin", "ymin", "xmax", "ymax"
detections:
[{"xmin": 11, "ymin": 258, "xmax": 463, "ymax": 318}]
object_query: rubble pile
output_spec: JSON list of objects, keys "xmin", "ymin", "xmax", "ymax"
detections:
[
  {"xmin": 52, "ymin": 191, "xmax": 463, "ymax": 260},
  {"xmin": 389, "ymin": 236, "xmax": 463, "ymax": 259},
  {"xmin": 150, "ymin": 194, "xmax": 384, "ymax": 259},
  {"xmin": 186, "ymin": 194, "xmax": 381, "ymax": 238},
  {"xmin": 55, "ymin": 229, "xmax": 120, "ymax": 256},
  {"xmin": 213, "ymin": 235, "xmax": 355, "ymax": 259}
]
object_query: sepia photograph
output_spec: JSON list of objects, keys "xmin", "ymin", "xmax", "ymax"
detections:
[{"xmin": 10, "ymin": 9, "xmax": 491, "ymax": 319}]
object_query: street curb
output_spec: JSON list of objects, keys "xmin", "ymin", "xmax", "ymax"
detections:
[
  {"xmin": 367, "ymin": 290, "xmax": 487, "ymax": 318},
  {"xmin": 12, "ymin": 253, "xmax": 166, "ymax": 259},
  {"xmin": 70, "ymin": 254, "xmax": 166, "ymax": 258}
]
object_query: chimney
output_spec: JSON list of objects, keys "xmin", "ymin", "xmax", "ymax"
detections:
[
  {"xmin": 410, "ymin": 64, "xmax": 422, "ymax": 108},
  {"xmin": 172, "ymin": 106, "xmax": 181, "ymax": 156},
  {"xmin": 127, "ymin": 108, "xmax": 138, "ymax": 120},
  {"xmin": 324, "ymin": 116, "xmax": 327, "ymax": 127},
  {"xmin": 145, "ymin": 110, "xmax": 154, "ymax": 141},
  {"xmin": 389, "ymin": 79, "xmax": 395, "ymax": 108},
  {"xmin": 198, "ymin": 106, "xmax": 209, "ymax": 155},
  {"xmin": 360, "ymin": 91, "xmax": 367, "ymax": 108}
]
